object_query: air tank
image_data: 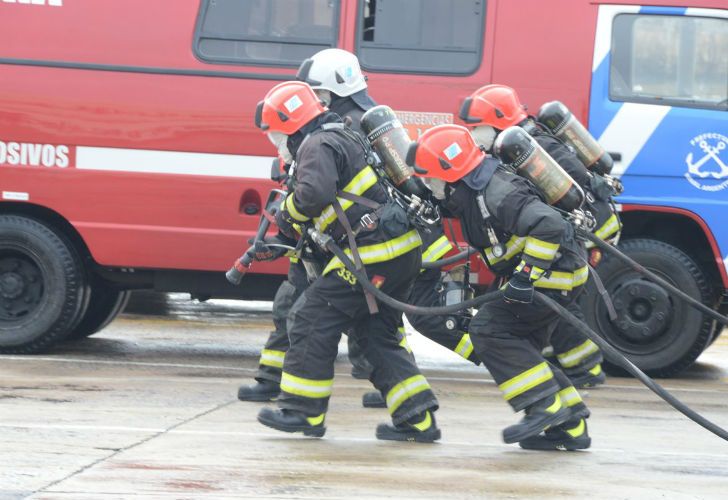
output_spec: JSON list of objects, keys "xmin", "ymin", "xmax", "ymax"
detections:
[
  {"xmin": 361, "ymin": 105, "xmax": 426, "ymax": 197},
  {"xmin": 537, "ymin": 100, "xmax": 614, "ymax": 175},
  {"xmin": 494, "ymin": 126, "xmax": 585, "ymax": 212}
]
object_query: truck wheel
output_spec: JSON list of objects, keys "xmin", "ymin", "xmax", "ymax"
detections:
[
  {"xmin": 67, "ymin": 280, "xmax": 130, "ymax": 340},
  {"xmin": 583, "ymin": 238, "xmax": 713, "ymax": 377},
  {"xmin": 0, "ymin": 215, "xmax": 87, "ymax": 353}
]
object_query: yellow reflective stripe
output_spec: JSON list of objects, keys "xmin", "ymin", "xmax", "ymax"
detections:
[
  {"xmin": 280, "ymin": 372, "xmax": 333, "ymax": 399},
  {"xmin": 289, "ymin": 256, "xmax": 299, "ymax": 264},
  {"xmin": 260, "ymin": 349, "xmax": 285, "ymax": 368},
  {"xmin": 595, "ymin": 213, "xmax": 621, "ymax": 240},
  {"xmin": 557, "ymin": 340, "xmax": 600, "ymax": 368},
  {"xmin": 485, "ymin": 236, "xmax": 525, "ymax": 264},
  {"xmin": 285, "ymin": 194, "xmax": 310, "ymax": 222},
  {"xmin": 524, "ymin": 236, "xmax": 560, "ymax": 261},
  {"xmin": 498, "ymin": 362, "xmax": 554, "ymax": 401},
  {"xmin": 397, "ymin": 326, "xmax": 411, "ymax": 352},
  {"xmin": 589, "ymin": 364, "xmax": 602, "ymax": 376},
  {"xmin": 323, "ymin": 229, "xmax": 422, "ymax": 275},
  {"xmin": 534, "ymin": 266, "xmax": 589, "ymax": 291},
  {"xmin": 422, "ymin": 235, "xmax": 454, "ymax": 264},
  {"xmin": 399, "ymin": 336, "xmax": 412, "ymax": 353},
  {"xmin": 558, "ymin": 387, "xmax": 583, "ymax": 408},
  {"xmin": 306, "ymin": 413, "xmax": 325, "ymax": 426},
  {"xmin": 566, "ymin": 419, "xmax": 586, "ymax": 438},
  {"xmin": 454, "ymin": 333, "xmax": 474, "ymax": 360},
  {"xmin": 314, "ymin": 166, "xmax": 378, "ymax": 232},
  {"xmin": 412, "ymin": 411, "xmax": 432, "ymax": 431},
  {"xmin": 387, "ymin": 374, "xmax": 431, "ymax": 415}
]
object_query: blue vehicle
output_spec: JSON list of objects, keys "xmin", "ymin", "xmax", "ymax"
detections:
[{"xmin": 584, "ymin": 4, "xmax": 727, "ymax": 376}]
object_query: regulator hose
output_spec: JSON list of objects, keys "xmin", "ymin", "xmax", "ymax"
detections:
[
  {"xmin": 420, "ymin": 247, "xmax": 477, "ymax": 270},
  {"xmin": 323, "ymin": 235, "xmax": 728, "ymax": 442},
  {"xmin": 579, "ymin": 229, "xmax": 728, "ymax": 327}
]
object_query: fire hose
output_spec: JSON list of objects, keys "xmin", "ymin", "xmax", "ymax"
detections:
[{"xmin": 308, "ymin": 228, "xmax": 728, "ymax": 442}]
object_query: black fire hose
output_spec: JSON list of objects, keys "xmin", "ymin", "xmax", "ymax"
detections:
[
  {"xmin": 319, "ymin": 231, "xmax": 728, "ymax": 442},
  {"xmin": 579, "ymin": 229, "xmax": 728, "ymax": 327},
  {"xmin": 536, "ymin": 292, "xmax": 728, "ymax": 441},
  {"xmin": 420, "ymin": 247, "xmax": 477, "ymax": 270}
]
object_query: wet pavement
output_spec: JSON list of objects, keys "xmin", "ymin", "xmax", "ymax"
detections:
[{"xmin": 1, "ymin": 294, "xmax": 728, "ymax": 499}]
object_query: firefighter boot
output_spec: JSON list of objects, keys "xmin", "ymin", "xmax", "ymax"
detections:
[
  {"xmin": 519, "ymin": 417, "xmax": 591, "ymax": 451},
  {"xmin": 502, "ymin": 394, "xmax": 571, "ymax": 444},
  {"xmin": 569, "ymin": 364, "xmax": 606, "ymax": 389},
  {"xmin": 376, "ymin": 411, "xmax": 441, "ymax": 443},
  {"xmin": 237, "ymin": 380, "xmax": 280, "ymax": 402},
  {"xmin": 257, "ymin": 407, "xmax": 326, "ymax": 437},
  {"xmin": 362, "ymin": 391, "xmax": 387, "ymax": 408}
]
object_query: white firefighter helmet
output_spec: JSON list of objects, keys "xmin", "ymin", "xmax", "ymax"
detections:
[{"xmin": 296, "ymin": 48, "xmax": 367, "ymax": 98}]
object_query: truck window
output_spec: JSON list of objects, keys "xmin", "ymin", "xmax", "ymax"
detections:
[
  {"xmin": 357, "ymin": 0, "xmax": 485, "ymax": 75},
  {"xmin": 610, "ymin": 14, "xmax": 728, "ymax": 110},
  {"xmin": 194, "ymin": 0, "xmax": 340, "ymax": 67}
]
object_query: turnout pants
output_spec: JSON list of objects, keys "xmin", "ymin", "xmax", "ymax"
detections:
[
  {"xmin": 549, "ymin": 300, "xmax": 603, "ymax": 376},
  {"xmin": 255, "ymin": 261, "xmax": 370, "ymax": 383},
  {"xmin": 278, "ymin": 250, "xmax": 438, "ymax": 425},
  {"xmin": 405, "ymin": 269, "xmax": 481, "ymax": 365},
  {"xmin": 469, "ymin": 287, "xmax": 589, "ymax": 415}
]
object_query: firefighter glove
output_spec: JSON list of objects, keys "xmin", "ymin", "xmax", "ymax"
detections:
[
  {"xmin": 252, "ymin": 234, "xmax": 296, "ymax": 262},
  {"xmin": 503, "ymin": 269, "xmax": 535, "ymax": 304}
]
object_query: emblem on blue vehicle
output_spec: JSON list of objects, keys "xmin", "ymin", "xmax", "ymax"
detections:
[{"xmin": 685, "ymin": 133, "xmax": 728, "ymax": 192}]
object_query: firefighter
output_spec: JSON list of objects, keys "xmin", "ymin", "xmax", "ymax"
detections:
[
  {"xmin": 253, "ymin": 80, "xmax": 440, "ymax": 442},
  {"xmin": 458, "ymin": 84, "xmax": 620, "ymax": 389},
  {"xmin": 297, "ymin": 49, "xmax": 480, "ymax": 409},
  {"xmin": 408, "ymin": 124, "xmax": 591, "ymax": 450}
]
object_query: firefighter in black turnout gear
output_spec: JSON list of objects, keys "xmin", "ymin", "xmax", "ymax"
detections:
[
  {"xmin": 237, "ymin": 50, "xmax": 380, "ymax": 401},
  {"xmin": 297, "ymin": 49, "xmax": 479, "ymax": 409},
  {"xmin": 408, "ymin": 124, "xmax": 591, "ymax": 450},
  {"xmin": 253, "ymin": 80, "xmax": 439, "ymax": 442},
  {"xmin": 459, "ymin": 84, "xmax": 621, "ymax": 389}
]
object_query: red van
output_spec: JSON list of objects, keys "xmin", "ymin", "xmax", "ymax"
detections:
[{"xmin": 2, "ymin": 0, "xmax": 726, "ymax": 377}]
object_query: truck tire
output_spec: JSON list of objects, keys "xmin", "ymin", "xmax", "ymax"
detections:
[
  {"xmin": 583, "ymin": 238, "xmax": 713, "ymax": 377},
  {"xmin": 0, "ymin": 215, "xmax": 87, "ymax": 353},
  {"xmin": 67, "ymin": 280, "xmax": 130, "ymax": 340}
]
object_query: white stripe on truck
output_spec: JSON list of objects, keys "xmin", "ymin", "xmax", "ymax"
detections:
[{"xmin": 75, "ymin": 146, "xmax": 274, "ymax": 179}]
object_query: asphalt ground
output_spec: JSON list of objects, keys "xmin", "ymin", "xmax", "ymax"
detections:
[{"xmin": 1, "ymin": 296, "xmax": 727, "ymax": 499}]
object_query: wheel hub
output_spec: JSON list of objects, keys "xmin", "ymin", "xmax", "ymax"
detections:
[
  {"xmin": 610, "ymin": 279, "xmax": 672, "ymax": 343},
  {"xmin": 0, "ymin": 255, "xmax": 43, "ymax": 321},
  {"xmin": 1, "ymin": 271, "xmax": 25, "ymax": 299}
]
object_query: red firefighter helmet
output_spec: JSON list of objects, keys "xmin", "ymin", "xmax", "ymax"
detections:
[
  {"xmin": 406, "ymin": 124, "xmax": 485, "ymax": 183},
  {"xmin": 459, "ymin": 84, "xmax": 527, "ymax": 130},
  {"xmin": 255, "ymin": 81, "xmax": 327, "ymax": 135}
]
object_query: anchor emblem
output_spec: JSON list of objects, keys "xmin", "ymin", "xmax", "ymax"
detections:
[{"xmin": 684, "ymin": 134, "xmax": 728, "ymax": 192}]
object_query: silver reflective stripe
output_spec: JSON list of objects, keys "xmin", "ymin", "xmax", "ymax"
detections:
[
  {"xmin": 557, "ymin": 340, "xmax": 599, "ymax": 368},
  {"xmin": 558, "ymin": 387, "xmax": 583, "ymax": 407},
  {"xmin": 386, "ymin": 375, "xmax": 430, "ymax": 414},
  {"xmin": 260, "ymin": 349, "xmax": 285, "ymax": 368},
  {"xmin": 485, "ymin": 236, "xmax": 525, "ymax": 264},
  {"xmin": 422, "ymin": 235, "xmax": 453, "ymax": 263},
  {"xmin": 454, "ymin": 334, "xmax": 473, "ymax": 359},
  {"xmin": 499, "ymin": 362, "xmax": 553, "ymax": 401}
]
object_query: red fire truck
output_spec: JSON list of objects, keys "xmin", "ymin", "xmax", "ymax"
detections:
[{"xmin": 1, "ymin": 0, "xmax": 726, "ymax": 377}]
